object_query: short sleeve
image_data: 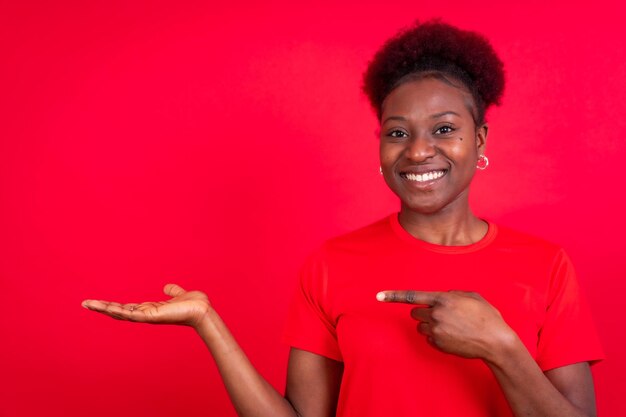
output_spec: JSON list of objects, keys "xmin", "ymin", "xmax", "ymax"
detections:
[
  {"xmin": 282, "ymin": 248, "xmax": 343, "ymax": 361},
  {"xmin": 536, "ymin": 249, "xmax": 604, "ymax": 371}
]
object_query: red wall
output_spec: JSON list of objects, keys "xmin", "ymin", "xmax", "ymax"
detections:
[{"xmin": 1, "ymin": 1, "xmax": 624, "ymax": 416}]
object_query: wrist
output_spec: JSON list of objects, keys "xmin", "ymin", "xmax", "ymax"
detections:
[
  {"xmin": 483, "ymin": 327, "xmax": 524, "ymax": 368},
  {"xmin": 193, "ymin": 307, "xmax": 241, "ymax": 355},
  {"xmin": 191, "ymin": 305, "xmax": 217, "ymax": 331}
]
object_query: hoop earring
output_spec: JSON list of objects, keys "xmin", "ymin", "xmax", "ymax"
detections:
[
  {"xmin": 476, "ymin": 155, "xmax": 489, "ymax": 170},
  {"xmin": 379, "ymin": 166, "xmax": 383, "ymax": 175}
]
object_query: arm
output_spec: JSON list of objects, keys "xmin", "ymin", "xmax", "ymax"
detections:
[
  {"xmin": 286, "ymin": 348, "xmax": 343, "ymax": 417},
  {"xmin": 377, "ymin": 290, "xmax": 597, "ymax": 417},
  {"xmin": 194, "ymin": 307, "xmax": 298, "ymax": 417},
  {"xmin": 196, "ymin": 312, "xmax": 342, "ymax": 417},
  {"xmin": 487, "ymin": 337, "xmax": 596, "ymax": 417},
  {"xmin": 82, "ymin": 284, "xmax": 341, "ymax": 417}
]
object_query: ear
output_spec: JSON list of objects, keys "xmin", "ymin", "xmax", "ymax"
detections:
[{"xmin": 475, "ymin": 123, "xmax": 488, "ymax": 154}]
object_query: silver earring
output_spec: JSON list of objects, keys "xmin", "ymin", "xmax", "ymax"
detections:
[
  {"xmin": 476, "ymin": 155, "xmax": 489, "ymax": 170},
  {"xmin": 379, "ymin": 166, "xmax": 383, "ymax": 175}
]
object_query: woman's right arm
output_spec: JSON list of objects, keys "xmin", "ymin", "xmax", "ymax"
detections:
[
  {"xmin": 82, "ymin": 284, "xmax": 342, "ymax": 417},
  {"xmin": 195, "ymin": 308, "xmax": 343, "ymax": 417},
  {"xmin": 286, "ymin": 348, "xmax": 343, "ymax": 417}
]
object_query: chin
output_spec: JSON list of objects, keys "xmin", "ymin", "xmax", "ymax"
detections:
[{"xmin": 400, "ymin": 199, "xmax": 447, "ymax": 215}]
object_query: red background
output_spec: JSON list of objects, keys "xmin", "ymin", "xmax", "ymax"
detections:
[{"xmin": 1, "ymin": 1, "xmax": 624, "ymax": 416}]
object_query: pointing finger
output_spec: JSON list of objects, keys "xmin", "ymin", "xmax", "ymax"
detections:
[{"xmin": 376, "ymin": 290, "xmax": 441, "ymax": 305}]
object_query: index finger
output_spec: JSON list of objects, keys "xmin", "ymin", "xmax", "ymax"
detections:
[{"xmin": 376, "ymin": 290, "xmax": 441, "ymax": 305}]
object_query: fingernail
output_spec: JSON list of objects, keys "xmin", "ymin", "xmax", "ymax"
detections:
[{"xmin": 376, "ymin": 292, "xmax": 386, "ymax": 301}]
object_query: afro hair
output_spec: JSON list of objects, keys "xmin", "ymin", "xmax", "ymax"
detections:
[{"xmin": 362, "ymin": 20, "xmax": 505, "ymax": 124}]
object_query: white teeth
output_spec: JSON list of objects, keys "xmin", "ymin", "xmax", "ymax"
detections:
[{"xmin": 404, "ymin": 170, "xmax": 445, "ymax": 182}]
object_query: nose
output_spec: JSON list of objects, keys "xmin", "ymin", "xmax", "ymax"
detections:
[{"xmin": 405, "ymin": 133, "xmax": 436, "ymax": 162}]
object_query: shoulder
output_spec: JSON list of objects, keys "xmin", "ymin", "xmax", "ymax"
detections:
[
  {"xmin": 300, "ymin": 215, "xmax": 396, "ymax": 270},
  {"xmin": 490, "ymin": 222, "xmax": 565, "ymax": 260},
  {"xmin": 321, "ymin": 215, "xmax": 396, "ymax": 254},
  {"xmin": 486, "ymin": 223, "xmax": 580, "ymax": 293}
]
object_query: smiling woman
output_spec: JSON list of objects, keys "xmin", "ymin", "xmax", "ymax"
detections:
[
  {"xmin": 379, "ymin": 78, "xmax": 488, "ymax": 221},
  {"xmin": 82, "ymin": 20, "xmax": 603, "ymax": 417}
]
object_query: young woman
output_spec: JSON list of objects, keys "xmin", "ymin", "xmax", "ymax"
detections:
[{"xmin": 82, "ymin": 20, "xmax": 603, "ymax": 417}]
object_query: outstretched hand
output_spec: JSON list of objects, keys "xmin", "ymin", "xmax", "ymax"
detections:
[
  {"xmin": 82, "ymin": 284, "xmax": 212, "ymax": 329},
  {"xmin": 377, "ymin": 290, "xmax": 517, "ymax": 361}
]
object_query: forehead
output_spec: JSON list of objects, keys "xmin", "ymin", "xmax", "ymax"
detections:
[{"xmin": 380, "ymin": 77, "xmax": 475, "ymax": 120}]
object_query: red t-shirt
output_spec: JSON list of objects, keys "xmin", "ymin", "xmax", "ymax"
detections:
[{"xmin": 283, "ymin": 214, "xmax": 603, "ymax": 417}]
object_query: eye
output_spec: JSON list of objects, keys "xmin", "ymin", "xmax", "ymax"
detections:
[
  {"xmin": 434, "ymin": 125, "xmax": 455, "ymax": 135},
  {"xmin": 386, "ymin": 129, "xmax": 409, "ymax": 139}
]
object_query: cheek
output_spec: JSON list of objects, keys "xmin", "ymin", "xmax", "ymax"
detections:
[
  {"xmin": 447, "ymin": 139, "xmax": 477, "ymax": 164},
  {"xmin": 379, "ymin": 143, "xmax": 398, "ymax": 165}
]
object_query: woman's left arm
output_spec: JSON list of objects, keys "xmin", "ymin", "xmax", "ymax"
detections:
[
  {"xmin": 377, "ymin": 290, "xmax": 597, "ymax": 417},
  {"xmin": 488, "ymin": 336, "xmax": 596, "ymax": 417}
]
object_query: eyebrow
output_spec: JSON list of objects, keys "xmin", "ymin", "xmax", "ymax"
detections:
[
  {"xmin": 381, "ymin": 116, "xmax": 407, "ymax": 124},
  {"xmin": 382, "ymin": 111, "xmax": 461, "ymax": 124},
  {"xmin": 430, "ymin": 111, "xmax": 461, "ymax": 119}
]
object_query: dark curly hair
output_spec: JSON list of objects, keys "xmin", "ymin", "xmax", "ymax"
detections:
[{"xmin": 362, "ymin": 20, "xmax": 505, "ymax": 125}]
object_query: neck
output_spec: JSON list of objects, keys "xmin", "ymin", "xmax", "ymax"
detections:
[{"xmin": 398, "ymin": 203, "xmax": 488, "ymax": 246}]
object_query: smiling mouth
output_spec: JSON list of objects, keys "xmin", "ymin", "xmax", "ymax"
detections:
[{"xmin": 400, "ymin": 170, "xmax": 447, "ymax": 183}]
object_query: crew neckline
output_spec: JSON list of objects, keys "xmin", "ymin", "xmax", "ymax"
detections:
[{"xmin": 389, "ymin": 213, "xmax": 497, "ymax": 254}]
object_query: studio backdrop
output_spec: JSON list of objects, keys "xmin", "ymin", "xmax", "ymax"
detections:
[{"xmin": 1, "ymin": 1, "xmax": 624, "ymax": 416}]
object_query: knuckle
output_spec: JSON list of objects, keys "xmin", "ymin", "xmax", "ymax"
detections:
[
  {"xmin": 430, "ymin": 309, "xmax": 443, "ymax": 322},
  {"xmin": 442, "ymin": 297, "xmax": 455, "ymax": 308},
  {"xmin": 431, "ymin": 326, "xmax": 444, "ymax": 338},
  {"xmin": 467, "ymin": 291, "xmax": 480, "ymax": 299},
  {"xmin": 436, "ymin": 293, "xmax": 449, "ymax": 306}
]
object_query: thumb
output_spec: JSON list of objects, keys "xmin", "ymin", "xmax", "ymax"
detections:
[{"xmin": 164, "ymin": 283, "xmax": 186, "ymax": 297}]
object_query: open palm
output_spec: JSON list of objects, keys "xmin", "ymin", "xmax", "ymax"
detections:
[{"xmin": 82, "ymin": 284, "xmax": 211, "ymax": 328}]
